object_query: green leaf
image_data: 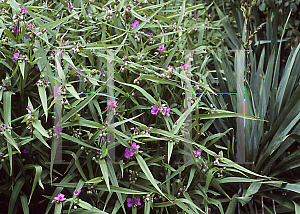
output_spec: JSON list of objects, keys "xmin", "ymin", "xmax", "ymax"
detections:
[
  {"xmin": 27, "ymin": 165, "xmax": 43, "ymax": 203},
  {"xmin": 54, "ymin": 203, "xmax": 62, "ymax": 214},
  {"xmin": 65, "ymin": 83, "xmax": 80, "ymax": 100},
  {"xmin": 77, "ymin": 199, "xmax": 109, "ymax": 213},
  {"xmin": 19, "ymin": 61, "xmax": 25, "ymax": 79},
  {"xmin": 94, "ymin": 185, "xmax": 149, "ymax": 194},
  {"xmin": 20, "ymin": 195, "xmax": 30, "ymax": 214},
  {"xmin": 33, "ymin": 129, "xmax": 50, "ymax": 149},
  {"xmin": 85, "ymin": 177, "xmax": 104, "ymax": 184},
  {"xmin": 8, "ymin": 178, "xmax": 25, "ymax": 214},
  {"xmin": 115, "ymin": 80, "xmax": 157, "ymax": 106},
  {"xmin": 136, "ymin": 154, "xmax": 171, "ymax": 202},
  {"xmin": 38, "ymin": 86, "xmax": 48, "ymax": 121},
  {"xmin": 99, "ymin": 159, "xmax": 110, "ymax": 191},
  {"xmin": 32, "ymin": 119, "xmax": 50, "ymax": 138},
  {"xmin": 39, "ymin": 11, "xmax": 80, "ymax": 31}
]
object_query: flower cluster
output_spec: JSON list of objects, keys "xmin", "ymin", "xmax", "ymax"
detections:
[
  {"xmin": 151, "ymin": 104, "xmax": 171, "ymax": 117},
  {"xmin": 124, "ymin": 142, "xmax": 141, "ymax": 158},
  {"xmin": 179, "ymin": 64, "xmax": 192, "ymax": 71},
  {"xmin": 177, "ymin": 186, "xmax": 187, "ymax": 196},
  {"xmin": 143, "ymin": 194, "xmax": 153, "ymax": 202},
  {"xmin": 128, "ymin": 170, "xmax": 138, "ymax": 183},
  {"xmin": 13, "ymin": 50, "xmax": 29, "ymax": 63},
  {"xmin": 131, "ymin": 127, "xmax": 139, "ymax": 135},
  {"xmin": 36, "ymin": 75, "xmax": 50, "ymax": 88},
  {"xmin": 162, "ymin": 65, "xmax": 173, "ymax": 78},
  {"xmin": 71, "ymin": 41, "xmax": 86, "ymax": 53},
  {"xmin": 143, "ymin": 127, "xmax": 152, "ymax": 135},
  {"xmin": 217, "ymin": 167, "xmax": 226, "ymax": 177},
  {"xmin": 0, "ymin": 124, "xmax": 12, "ymax": 135},
  {"xmin": 72, "ymin": 128, "xmax": 82, "ymax": 139},
  {"xmin": 25, "ymin": 106, "xmax": 39, "ymax": 131},
  {"xmin": 91, "ymin": 69, "xmax": 105, "ymax": 78},
  {"xmin": 87, "ymin": 184, "xmax": 94, "ymax": 194},
  {"xmin": 0, "ymin": 153, "xmax": 4, "ymax": 162},
  {"xmin": 127, "ymin": 197, "xmax": 141, "ymax": 208},
  {"xmin": 133, "ymin": 73, "xmax": 142, "ymax": 84},
  {"xmin": 92, "ymin": 149, "xmax": 105, "ymax": 162},
  {"xmin": 73, "ymin": 190, "xmax": 81, "ymax": 210},
  {"xmin": 0, "ymin": 77, "xmax": 11, "ymax": 90},
  {"xmin": 209, "ymin": 104, "xmax": 218, "ymax": 114}
]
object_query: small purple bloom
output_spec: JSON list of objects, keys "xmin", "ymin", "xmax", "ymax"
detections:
[
  {"xmin": 66, "ymin": 42, "xmax": 69, "ymax": 45},
  {"xmin": 21, "ymin": 5, "xmax": 28, "ymax": 15},
  {"xmin": 125, "ymin": 148, "xmax": 134, "ymax": 158},
  {"xmin": 27, "ymin": 22, "xmax": 33, "ymax": 28},
  {"xmin": 13, "ymin": 50, "xmax": 20, "ymax": 61},
  {"xmin": 157, "ymin": 45, "xmax": 165, "ymax": 51},
  {"xmin": 127, "ymin": 197, "xmax": 134, "ymax": 207},
  {"xmin": 135, "ymin": 198, "xmax": 141, "ymax": 206},
  {"xmin": 12, "ymin": 25, "xmax": 18, "ymax": 32},
  {"xmin": 165, "ymin": 108, "xmax": 170, "ymax": 117},
  {"xmin": 68, "ymin": 3, "xmax": 73, "ymax": 10},
  {"xmin": 151, "ymin": 105, "xmax": 160, "ymax": 115},
  {"xmin": 85, "ymin": 109, "xmax": 88, "ymax": 114},
  {"xmin": 74, "ymin": 190, "xmax": 81, "ymax": 195},
  {"xmin": 55, "ymin": 126, "xmax": 63, "ymax": 135},
  {"xmin": 193, "ymin": 150, "xmax": 201, "ymax": 158},
  {"xmin": 127, "ymin": 7, "xmax": 131, "ymax": 10},
  {"xmin": 54, "ymin": 193, "xmax": 66, "ymax": 202},
  {"xmin": 146, "ymin": 32, "xmax": 153, "ymax": 35},
  {"xmin": 132, "ymin": 142, "xmax": 140, "ymax": 150},
  {"xmin": 22, "ymin": 149, "xmax": 29, "ymax": 153},
  {"xmin": 26, "ymin": 106, "xmax": 30, "ymax": 110},
  {"xmin": 132, "ymin": 20, "xmax": 139, "ymax": 27},
  {"xmin": 107, "ymin": 100, "xmax": 117, "ymax": 109}
]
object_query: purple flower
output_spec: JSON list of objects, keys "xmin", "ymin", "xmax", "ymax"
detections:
[
  {"xmin": 74, "ymin": 71, "xmax": 82, "ymax": 76},
  {"xmin": 26, "ymin": 106, "xmax": 30, "ymax": 110},
  {"xmin": 66, "ymin": 42, "xmax": 69, "ymax": 45},
  {"xmin": 151, "ymin": 105, "xmax": 160, "ymax": 114},
  {"xmin": 157, "ymin": 45, "xmax": 165, "ymax": 51},
  {"xmin": 22, "ymin": 149, "xmax": 29, "ymax": 153},
  {"xmin": 135, "ymin": 198, "xmax": 141, "ymax": 206},
  {"xmin": 127, "ymin": 7, "xmax": 131, "ymax": 10},
  {"xmin": 107, "ymin": 100, "xmax": 117, "ymax": 109},
  {"xmin": 193, "ymin": 150, "xmax": 201, "ymax": 158},
  {"xmin": 146, "ymin": 32, "xmax": 153, "ymax": 35},
  {"xmin": 127, "ymin": 197, "xmax": 141, "ymax": 207},
  {"xmin": 12, "ymin": 25, "xmax": 18, "ymax": 32},
  {"xmin": 132, "ymin": 142, "xmax": 140, "ymax": 150},
  {"xmin": 125, "ymin": 148, "xmax": 134, "ymax": 158},
  {"xmin": 20, "ymin": 5, "xmax": 28, "ymax": 15},
  {"xmin": 55, "ymin": 126, "xmax": 63, "ymax": 135},
  {"xmin": 27, "ymin": 22, "xmax": 33, "ymax": 28},
  {"xmin": 13, "ymin": 50, "xmax": 20, "ymax": 61},
  {"xmin": 166, "ymin": 65, "xmax": 173, "ymax": 72},
  {"xmin": 165, "ymin": 108, "xmax": 170, "ymax": 117},
  {"xmin": 132, "ymin": 20, "xmax": 139, "ymax": 27},
  {"xmin": 127, "ymin": 197, "xmax": 134, "ymax": 207},
  {"xmin": 68, "ymin": 3, "xmax": 73, "ymax": 10},
  {"xmin": 85, "ymin": 109, "xmax": 88, "ymax": 114},
  {"xmin": 54, "ymin": 193, "xmax": 66, "ymax": 202},
  {"xmin": 179, "ymin": 66, "xmax": 183, "ymax": 71},
  {"xmin": 61, "ymin": 38, "xmax": 64, "ymax": 42},
  {"xmin": 74, "ymin": 190, "xmax": 81, "ymax": 195}
]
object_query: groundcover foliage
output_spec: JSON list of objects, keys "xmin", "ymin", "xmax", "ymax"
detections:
[{"xmin": 0, "ymin": 0, "xmax": 300, "ymax": 213}]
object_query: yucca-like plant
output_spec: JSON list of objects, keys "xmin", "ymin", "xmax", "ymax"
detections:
[{"xmin": 195, "ymin": 1, "xmax": 300, "ymax": 213}]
